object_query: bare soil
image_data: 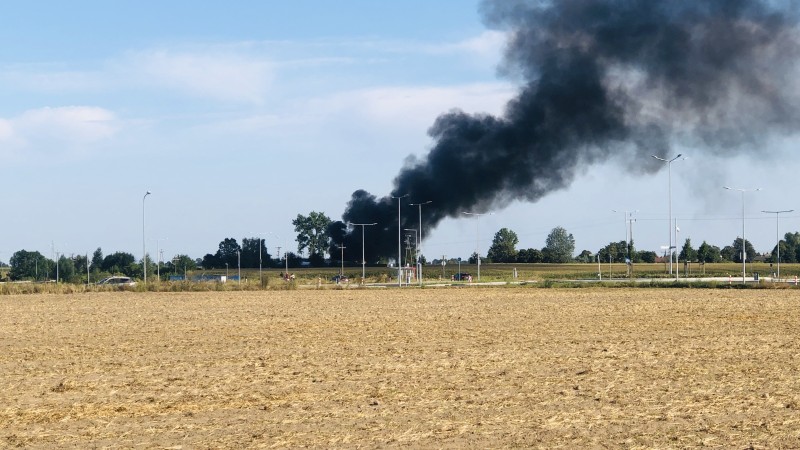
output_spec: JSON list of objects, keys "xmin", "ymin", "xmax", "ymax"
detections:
[{"xmin": 2, "ymin": 288, "xmax": 800, "ymax": 448}]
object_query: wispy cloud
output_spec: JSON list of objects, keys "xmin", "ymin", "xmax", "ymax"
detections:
[
  {"xmin": 0, "ymin": 106, "xmax": 118, "ymax": 159},
  {"xmin": 123, "ymin": 49, "xmax": 274, "ymax": 104}
]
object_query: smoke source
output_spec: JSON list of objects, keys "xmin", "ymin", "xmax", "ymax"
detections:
[{"xmin": 336, "ymin": 0, "xmax": 800, "ymax": 261}]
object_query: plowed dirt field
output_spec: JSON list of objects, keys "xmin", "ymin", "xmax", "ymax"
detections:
[{"xmin": 2, "ymin": 288, "xmax": 799, "ymax": 448}]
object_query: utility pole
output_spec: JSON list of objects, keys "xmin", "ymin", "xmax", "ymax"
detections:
[{"xmin": 337, "ymin": 245, "xmax": 346, "ymax": 279}]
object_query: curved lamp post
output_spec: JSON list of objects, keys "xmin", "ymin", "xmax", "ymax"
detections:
[{"xmin": 652, "ymin": 154, "xmax": 684, "ymax": 276}]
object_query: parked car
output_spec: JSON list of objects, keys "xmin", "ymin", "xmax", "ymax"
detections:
[{"xmin": 96, "ymin": 276, "xmax": 136, "ymax": 287}]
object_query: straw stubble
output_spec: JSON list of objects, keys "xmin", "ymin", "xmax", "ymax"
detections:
[{"xmin": 1, "ymin": 289, "xmax": 799, "ymax": 447}]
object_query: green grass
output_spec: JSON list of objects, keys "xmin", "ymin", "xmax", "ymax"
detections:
[{"xmin": 2, "ymin": 262, "xmax": 798, "ymax": 295}]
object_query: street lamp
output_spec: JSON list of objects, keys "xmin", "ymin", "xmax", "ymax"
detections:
[
  {"xmin": 724, "ymin": 186, "xmax": 761, "ymax": 284},
  {"xmin": 349, "ymin": 222, "xmax": 377, "ymax": 281},
  {"xmin": 392, "ymin": 194, "xmax": 409, "ymax": 286},
  {"xmin": 410, "ymin": 201, "xmax": 432, "ymax": 286},
  {"xmin": 462, "ymin": 211, "xmax": 493, "ymax": 282},
  {"xmin": 142, "ymin": 191, "xmax": 151, "ymax": 284},
  {"xmin": 652, "ymin": 154, "xmax": 684, "ymax": 276},
  {"xmin": 762, "ymin": 209, "xmax": 793, "ymax": 281}
]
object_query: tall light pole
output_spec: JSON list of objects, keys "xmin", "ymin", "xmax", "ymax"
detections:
[
  {"xmin": 652, "ymin": 154, "xmax": 684, "ymax": 276},
  {"xmin": 392, "ymin": 194, "xmax": 408, "ymax": 286},
  {"xmin": 142, "ymin": 191, "xmax": 151, "ymax": 284},
  {"xmin": 762, "ymin": 209, "xmax": 793, "ymax": 282},
  {"xmin": 462, "ymin": 211, "xmax": 493, "ymax": 282},
  {"xmin": 724, "ymin": 186, "xmax": 761, "ymax": 284},
  {"xmin": 410, "ymin": 201, "xmax": 432, "ymax": 285},
  {"xmin": 349, "ymin": 222, "xmax": 377, "ymax": 281}
]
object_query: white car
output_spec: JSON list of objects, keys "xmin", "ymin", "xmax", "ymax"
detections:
[{"xmin": 96, "ymin": 276, "xmax": 136, "ymax": 287}]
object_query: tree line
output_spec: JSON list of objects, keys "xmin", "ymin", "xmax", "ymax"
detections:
[{"xmin": 5, "ymin": 213, "xmax": 799, "ymax": 282}]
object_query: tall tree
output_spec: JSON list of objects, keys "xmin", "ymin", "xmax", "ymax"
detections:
[
  {"xmin": 731, "ymin": 237, "xmax": 756, "ymax": 263},
  {"xmin": 487, "ymin": 228, "xmax": 519, "ymax": 263},
  {"xmin": 293, "ymin": 211, "xmax": 332, "ymax": 259},
  {"xmin": 575, "ymin": 250, "xmax": 593, "ymax": 263},
  {"xmin": 241, "ymin": 237, "xmax": 268, "ymax": 268},
  {"xmin": 544, "ymin": 226, "xmax": 575, "ymax": 263},
  {"xmin": 168, "ymin": 254, "xmax": 196, "ymax": 275},
  {"xmin": 57, "ymin": 255, "xmax": 76, "ymax": 283},
  {"xmin": 215, "ymin": 238, "xmax": 242, "ymax": 269},
  {"xmin": 679, "ymin": 238, "xmax": 696, "ymax": 262},
  {"xmin": 696, "ymin": 241, "xmax": 722, "ymax": 263},
  {"xmin": 102, "ymin": 252, "xmax": 137, "ymax": 276},
  {"xmin": 91, "ymin": 248, "xmax": 104, "ymax": 272},
  {"xmin": 598, "ymin": 240, "xmax": 627, "ymax": 263},
  {"xmin": 9, "ymin": 250, "xmax": 49, "ymax": 281},
  {"xmin": 517, "ymin": 248, "xmax": 543, "ymax": 263}
]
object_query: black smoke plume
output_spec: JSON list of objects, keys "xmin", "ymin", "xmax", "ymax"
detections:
[{"xmin": 335, "ymin": 0, "xmax": 800, "ymax": 262}]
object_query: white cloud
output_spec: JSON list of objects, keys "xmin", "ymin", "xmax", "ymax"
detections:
[
  {"xmin": 0, "ymin": 106, "xmax": 118, "ymax": 159},
  {"xmin": 16, "ymin": 106, "xmax": 117, "ymax": 142},
  {"xmin": 126, "ymin": 49, "xmax": 274, "ymax": 104},
  {"xmin": 306, "ymin": 82, "xmax": 513, "ymax": 128},
  {"xmin": 0, "ymin": 67, "xmax": 105, "ymax": 92},
  {"xmin": 434, "ymin": 30, "xmax": 506, "ymax": 59},
  {"xmin": 0, "ymin": 119, "xmax": 12, "ymax": 140}
]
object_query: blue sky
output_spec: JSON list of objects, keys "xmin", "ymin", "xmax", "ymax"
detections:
[{"xmin": 1, "ymin": 1, "xmax": 798, "ymax": 265}]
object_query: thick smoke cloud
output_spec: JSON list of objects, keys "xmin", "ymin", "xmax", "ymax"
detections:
[{"xmin": 335, "ymin": 0, "xmax": 800, "ymax": 262}]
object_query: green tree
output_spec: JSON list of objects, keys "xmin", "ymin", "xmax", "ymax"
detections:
[
  {"xmin": 167, "ymin": 254, "xmax": 196, "ymax": 276},
  {"xmin": 9, "ymin": 250, "xmax": 49, "ymax": 281},
  {"xmin": 91, "ymin": 248, "xmax": 104, "ymax": 273},
  {"xmin": 731, "ymin": 237, "xmax": 756, "ymax": 263},
  {"xmin": 598, "ymin": 240, "xmax": 626, "ymax": 263},
  {"xmin": 517, "ymin": 248, "xmax": 543, "ymax": 263},
  {"xmin": 57, "ymin": 255, "xmax": 76, "ymax": 283},
  {"xmin": 102, "ymin": 252, "xmax": 137, "ymax": 276},
  {"xmin": 72, "ymin": 254, "xmax": 89, "ymax": 280},
  {"xmin": 468, "ymin": 252, "xmax": 479, "ymax": 264},
  {"xmin": 637, "ymin": 250, "xmax": 657, "ymax": 263},
  {"xmin": 214, "ymin": 238, "xmax": 246, "ymax": 269},
  {"xmin": 679, "ymin": 238, "xmax": 696, "ymax": 262},
  {"xmin": 293, "ymin": 211, "xmax": 332, "ymax": 260},
  {"xmin": 240, "ymin": 237, "xmax": 268, "ymax": 268},
  {"xmin": 544, "ymin": 227, "xmax": 575, "ymax": 263},
  {"xmin": 696, "ymin": 241, "xmax": 722, "ymax": 263},
  {"xmin": 576, "ymin": 250, "xmax": 594, "ymax": 263},
  {"xmin": 783, "ymin": 232, "xmax": 800, "ymax": 263},
  {"xmin": 770, "ymin": 231, "xmax": 800, "ymax": 264},
  {"xmin": 720, "ymin": 245, "xmax": 736, "ymax": 262},
  {"xmin": 487, "ymin": 228, "xmax": 519, "ymax": 263}
]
